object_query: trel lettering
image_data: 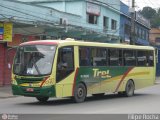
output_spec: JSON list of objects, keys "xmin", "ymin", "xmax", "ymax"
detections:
[{"xmin": 93, "ymin": 69, "xmax": 111, "ymax": 78}]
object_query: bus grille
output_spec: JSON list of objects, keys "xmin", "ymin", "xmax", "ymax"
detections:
[{"xmin": 16, "ymin": 77, "xmax": 43, "ymax": 84}]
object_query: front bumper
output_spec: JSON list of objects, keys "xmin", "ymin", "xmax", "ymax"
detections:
[{"xmin": 12, "ymin": 85, "xmax": 56, "ymax": 97}]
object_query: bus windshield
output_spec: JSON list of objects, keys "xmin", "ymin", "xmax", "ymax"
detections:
[{"xmin": 13, "ymin": 45, "xmax": 56, "ymax": 76}]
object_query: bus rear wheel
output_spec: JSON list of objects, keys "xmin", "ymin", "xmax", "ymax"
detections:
[
  {"xmin": 73, "ymin": 83, "xmax": 86, "ymax": 103},
  {"xmin": 124, "ymin": 80, "xmax": 135, "ymax": 97},
  {"xmin": 36, "ymin": 97, "xmax": 49, "ymax": 102}
]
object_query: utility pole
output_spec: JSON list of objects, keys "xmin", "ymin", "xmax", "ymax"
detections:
[{"xmin": 130, "ymin": 0, "xmax": 135, "ymax": 45}]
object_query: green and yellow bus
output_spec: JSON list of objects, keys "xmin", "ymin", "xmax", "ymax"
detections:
[{"xmin": 11, "ymin": 38, "xmax": 156, "ymax": 103}]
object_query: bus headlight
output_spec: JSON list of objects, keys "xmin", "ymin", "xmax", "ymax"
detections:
[{"xmin": 12, "ymin": 79, "xmax": 18, "ymax": 85}]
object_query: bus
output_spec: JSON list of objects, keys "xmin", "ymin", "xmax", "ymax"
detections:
[{"xmin": 11, "ymin": 38, "xmax": 156, "ymax": 103}]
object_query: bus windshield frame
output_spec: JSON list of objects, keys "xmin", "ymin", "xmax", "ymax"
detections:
[{"xmin": 13, "ymin": 45, "xmax": 56, "ymax": 76}]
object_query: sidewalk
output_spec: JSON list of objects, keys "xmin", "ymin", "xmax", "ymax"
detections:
[
  {"xmin": 0, "ymin": 85, "xmax": 16, "ymax": 99},
  {"xmin": 0, "ymin": 78, "xmax": 160, "ymax": 99}
]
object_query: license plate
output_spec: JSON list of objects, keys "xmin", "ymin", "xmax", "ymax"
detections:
[{"xmin": 26, "ymin": 88, "xmax": 34, "ymax": 92}]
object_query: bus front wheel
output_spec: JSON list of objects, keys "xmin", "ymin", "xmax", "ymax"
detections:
[
  {"xmin": 73, "ymin": 83, "xmax": 86, "ymax": 103},
  {"xmin": 36, "ymin": 97, "xmax": 49, "ymax": 102},
  {"xmin": 124, "ymin": 80, "xmax": 135, "ymax": 97}
]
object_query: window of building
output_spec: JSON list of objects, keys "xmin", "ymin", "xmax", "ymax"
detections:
[
  {"xmin": 88, "ymin": 14, "xmax": 98, "ymax": 24},
  {"xmin": 123, "ymin": 50, "xmax": 136, "ymax": 66},
  {"xmin": 137, "ymin": 27, "xmax": 139, "ymax": 37},
  {"xmin": 155, "ymin": 37, "xmax": 160, "ymax": 43},
  {"xmin": 103, "ymin": 16, "xmax": 109, "ymax": 30},
  {"xmin": 144, "ymin": 30, "xmax": 146, "ymax": 40},
  {"xmin": 139, "ymin": 28, "xmax": 141, "ymax": 38},
  {"xmin": 111, "ymin": 19, "xmax": 117, "ymax": 30},
  {"xmin": 124, "ymin": 24, "xmax": 131, "ymax": 35},
  {"xmin": 141, "ymin": 28, "xmax": 143, "ymax": 39},
  {"xmin": 146, "ymin": 31, "xmax": 149, "ymax": 40},
  {"xmin": 142, "ymin": 30, "xmax": 145, "ymax": 39}
]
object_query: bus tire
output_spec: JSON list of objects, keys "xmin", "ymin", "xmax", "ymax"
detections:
[
  {"xmin": 124, "ymin": 80, "xmax": 135, "ymax": 97},
  {"xmin": 36, "ymin": 97, "xmax": 49, "ymax": 102},
  {"xmin": 73, "ymin": 83, "xmax": 86, "ymax": 103}
]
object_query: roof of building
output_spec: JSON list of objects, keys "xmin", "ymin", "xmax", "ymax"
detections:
[{"xmin": 150, "ymin": 28, "xmax": 160, "ymax": 34}]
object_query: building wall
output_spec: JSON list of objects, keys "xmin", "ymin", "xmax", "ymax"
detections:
[
  {"xmin": 38, "ymin": 2, "xmax": 66, "ymax": 12},
  {"xmin": 120, "ymin": 15, "xmax": 130, "ymax": 42},
  {"xmin": 149, "ymin": 28, "xmax": 160, "ymax": 45},
  {"xmin": 136, "ymin": 23, "xmax": 149, "ymax": 45},
  {"xmin": 36, "ymin": 0, "xmax": 120, "ymax": 39},
  {"xmin": 38, "ymin": 1, "xmax": 83, "ymax": 16},
  {"xmin": 106, "ymin": 0, "xmax": 120, "ymax": 10},
  {"xmin": 149, "ymin": 28, "xmax": 160, "ymax": 76},
  {"xmin": 0, "ymin": 44, "xmax": 6, "ymax": 86},
  {"xmin": 4, "ymin": 48, "xmax": 16, "ymax": 85},
  {"xmin": 120, "ymin": 2, "xmax": 150, "ymax": 45},
  {"xmin": 100, "ymin": 7, "xmax": 120, "ymax": 36}
]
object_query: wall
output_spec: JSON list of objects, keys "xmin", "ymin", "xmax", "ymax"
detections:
[
  {"xmin": 66, "ymin": 1, "xmax": 83, "ymax": 16},
  {"xmin": 100, "ymin": 6, "xmax": 120, "ymax": 36},
  {"xmin": 4, "ymin": 48, "xmax": 16, "ymax": 85},
  {"xmin": 0, "ymin": 44, "xmax": 6, "ymax": 86},
  {"xmin": 38, "ymin": 2, "xmax": 66, "ymax": 12},
  {"xmin": 120, "ymin": 15, "xmax": 130, "ymax": 42},
  {"xmin": 38, "ymin": 1, "xmax": 83, "ymax": 16},
  {"xmin": 120, "ymin": 1, "xmax": 150, "ymax": 45},
  {"xmin": 150, "ymin": 28, "xmax": 160, "ymax": 44}
]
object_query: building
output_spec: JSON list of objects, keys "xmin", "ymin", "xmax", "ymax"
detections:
[
  {"xmin": 14, "ymin": 0, "xmax": 121, "ymax": 43},
  {"xmin": 149, "ymin": 28, "xmax": 160, "ymax": 76},
  {"xmin": 120, "ymin": 2, "xmax": 150, "ymax": 45},
  {"xmin": 149, "ymin": 28, "xmax": 160, "ymax": 45}
]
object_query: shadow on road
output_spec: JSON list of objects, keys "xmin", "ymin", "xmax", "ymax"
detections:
[{"xmin": 17, "ymin": 93, "xmax": 152, "ymax": 106}]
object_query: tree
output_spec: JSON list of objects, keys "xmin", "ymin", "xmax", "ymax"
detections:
[
  {"xmin": 140, "ymin": 7, "xmax": 160, "ymax": 28},
  {"xmin": 140, "ymin": 7, "xmax": 156, "ymax": 19},
  {"xmin": 151, "ymin": 17, "xmax": 160, "ymax": 28},
  {"xmin": 157, "ymin": 8, "xmax": 160, "ymax": 17}
]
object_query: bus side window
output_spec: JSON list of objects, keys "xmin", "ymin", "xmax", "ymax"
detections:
[
  {"xmin": 108, "ymin": 49, "xmax": 119, "ymax": 66},
  {"xmin": 147, "ymin": 51, "xmax": 154, "ymax": 66},
  {"xmin": 123, "ymin": 50, "xmax": 136, "ymax": 66},
  {"xmin": 56, "ymin": 46, "xmax": 74, "ymax": 82},
  {"xmin": 137, "ymin": 50, "xmax": 147, "ymax": 66},
  {"xmin": 79, "ymin": 47, "xmax": 90, "ymax": 66},
  {"xmin": 91, "ymin": 48, "xmax": 107, "ymax": 66}
]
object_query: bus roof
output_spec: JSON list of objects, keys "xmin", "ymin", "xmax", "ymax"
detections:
[{"xmin": 20, "ymin": 39, "xmax": 154, "ymax": 50}]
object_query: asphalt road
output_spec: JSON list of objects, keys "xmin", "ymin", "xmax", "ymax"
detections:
[{"xmin": 0, "ymin": 82, "xmax": 160, "ymax": 115}]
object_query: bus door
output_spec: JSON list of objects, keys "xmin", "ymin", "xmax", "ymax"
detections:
[{"xmin": 55, "ymin": 46, "xmax": 75, "ymax": 97}]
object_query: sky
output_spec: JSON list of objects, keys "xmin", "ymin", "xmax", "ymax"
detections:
[{"xmin": 121, "ymin": 0, "xmax": 160, "ymax": 10}]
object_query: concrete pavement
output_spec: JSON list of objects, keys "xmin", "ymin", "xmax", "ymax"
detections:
[
  {"xmin": 0, "ymin": 85, "xmax": 16, "ymax": 99},
  {"xmin": 0, "ymin": 78, "xmax": 160, "ymax": 99}
]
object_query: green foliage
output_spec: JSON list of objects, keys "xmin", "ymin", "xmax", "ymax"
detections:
[
  {"xmin": 141, "ymin": 7, "xmax": 156, "ymax": 19},
  {"xmin": 140, "ymin": 7, "xmax": 160, "ymax": 28}
]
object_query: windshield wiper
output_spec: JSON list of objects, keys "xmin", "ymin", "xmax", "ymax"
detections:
[
  {"xmin": 33, "ymin": 62, "xmax": 41, "ymax": 75},
  {"xmin": 32, "ymin": 57, "xmax": 42, "ymax": 75}
]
